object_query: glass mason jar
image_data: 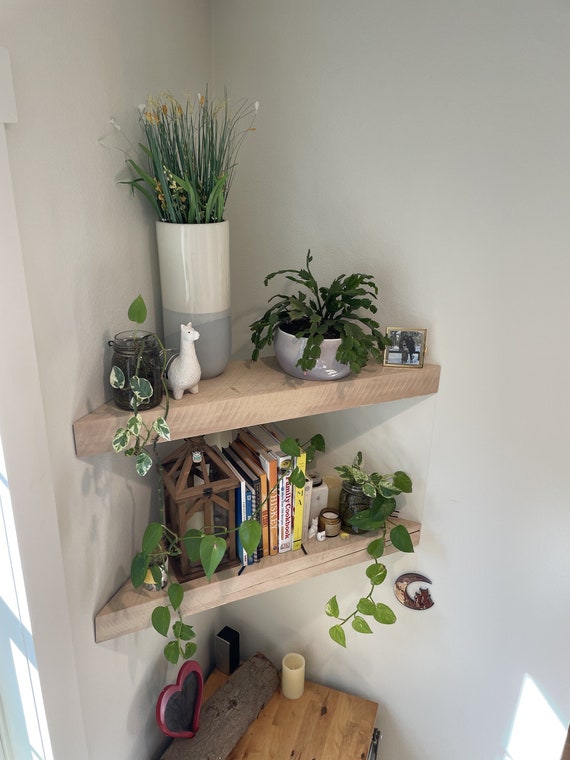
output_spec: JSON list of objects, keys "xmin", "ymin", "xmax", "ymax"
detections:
[
  {"xmin": 338, "ymin": 482, "xmax": 371, "ymax": 534},
  {"xmin": 109, "ymin": 331, "xmax": 163, "ymax": 411}
]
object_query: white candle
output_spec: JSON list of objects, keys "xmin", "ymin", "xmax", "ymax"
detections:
[{"xmin": 281, "ymin": 652, "xmax": 305, "ymax": 699}]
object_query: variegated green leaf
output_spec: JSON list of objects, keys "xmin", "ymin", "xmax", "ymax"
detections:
[
  {"xmin": 130, "ymin": 376, "xmax": 152, "ymax": 401},
  {"xmin": 153, "ymin": 417, "xmax": 170, "ymax": 440},
  {"xmin": 135, "ymin": 450, "xmax": 153, "ymax": 477},
  {"xmin": 110, "ymin": 365, "xmax": 125, "ymax": 389},
  {"xmin": 366, "ymin": 562, "xmax": 387, "ymax": 585},
  {"xmin": 127, "ymin": 414, "xmax": 143, "ymax": 436},
  {"xmin": 112, "ymin": 428, "xmax": 131, "ymax": 452}
]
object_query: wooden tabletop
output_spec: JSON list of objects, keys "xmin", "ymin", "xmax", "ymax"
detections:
[{"xmin": 204, "ymin": 668, "xmax": 378, "ymax": 760}]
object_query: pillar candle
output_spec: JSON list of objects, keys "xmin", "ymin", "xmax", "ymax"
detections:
[{"xmin": 281, "ymin": 653, "xmax": 305, "ymax": 699}]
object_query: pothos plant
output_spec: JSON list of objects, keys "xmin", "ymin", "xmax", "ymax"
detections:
[
  {"xmin": 109, "ymin": 294, "xmax": 170, "ymax": 476},
  {"xmin": 325, "ymin": 451, "xmax": 414, "ymax": 648},
  {"xmin": 110, "ymin": 306, "xmax": 325, "ymax": 663},
  {"xmin": 132, "ymin": 432, "xmax": 325, "ymax": 664}
]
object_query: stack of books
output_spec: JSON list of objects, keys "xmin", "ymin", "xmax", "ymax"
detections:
[{"xmin": 214, "ymin": 424, "xmax": 309, "ymax": 567}]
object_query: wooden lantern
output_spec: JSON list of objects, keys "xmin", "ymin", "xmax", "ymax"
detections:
[{"xmin": 161, "ymin": 437, "xmax": 239, "ymax": 582}]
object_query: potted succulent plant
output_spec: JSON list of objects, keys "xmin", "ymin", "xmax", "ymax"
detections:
[{"xmin": 249, "ymin": 250, "xmax": 392, "ymax": 380}]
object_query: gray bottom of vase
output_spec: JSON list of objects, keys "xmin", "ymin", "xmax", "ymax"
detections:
[{"xmin": 164, "ymin": 308, "xmax": 231, "ymax": 379}]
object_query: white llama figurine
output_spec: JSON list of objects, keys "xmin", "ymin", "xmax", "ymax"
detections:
[{"xmin": 166, "ymin": 323, "xmax": 201, "ymax": 400}]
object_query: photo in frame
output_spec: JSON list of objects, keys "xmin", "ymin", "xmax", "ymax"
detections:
[{"xmin": 384, "ymin": 328, "xmax": 427, "ymax": 367}]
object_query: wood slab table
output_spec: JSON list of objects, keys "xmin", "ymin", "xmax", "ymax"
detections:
[{"xmin": 203, "ymin": 668, "xmax": 378, "ymax": 760}]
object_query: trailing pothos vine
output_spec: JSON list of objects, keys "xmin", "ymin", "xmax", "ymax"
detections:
[
  {"xmin": 325, "ymin": 451, "xmax": 415, "ymax": 648},
  {"xmin": 109, "ymin": 301, "xmax": 325, "ymax": 663}
]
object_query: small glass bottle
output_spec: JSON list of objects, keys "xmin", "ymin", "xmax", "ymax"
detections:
[
  {"xmin": 338, "ymin": 482, "xmax": 371, "ymax": 534},
  {"xmin": 109, "ymin": 331, "xmax": 163, "ymax": 411}
]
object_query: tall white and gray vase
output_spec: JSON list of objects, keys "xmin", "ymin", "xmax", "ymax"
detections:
[{"xmin": 156, "ymin": 220, "xmax": 231, "ymax": 379}]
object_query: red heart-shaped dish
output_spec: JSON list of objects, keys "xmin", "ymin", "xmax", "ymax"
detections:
[{"xmin": 156, "ymin": 660, "xmax": 204, "ymax": 738}]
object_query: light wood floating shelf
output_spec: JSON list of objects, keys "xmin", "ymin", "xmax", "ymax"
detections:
[
  {"xmin": 74, "ymin": 359, "xmax": 440, "ymax": 457},
  {"xmin": 95, "ymin": 517, "xmax": 420, "ymax": 643}
]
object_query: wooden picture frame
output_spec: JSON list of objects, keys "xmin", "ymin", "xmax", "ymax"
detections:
[{"xmin": 384, "ymin": 328, "xmax": 427, "ymax": 368}]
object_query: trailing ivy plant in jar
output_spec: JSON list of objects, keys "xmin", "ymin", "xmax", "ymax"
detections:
[{"xmin": 326, "ymin": 451, "xmax": 414, "ymax": 648}]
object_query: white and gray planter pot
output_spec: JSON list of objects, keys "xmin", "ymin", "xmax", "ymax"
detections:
[{"xmin": 273, "ymin": 325, "xmax": 351, "ymax": 381}]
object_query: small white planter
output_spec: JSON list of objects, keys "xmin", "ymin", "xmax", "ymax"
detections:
[{"xmin": 274, "ymin": 326, "xmax": 351, "ymax": 381}]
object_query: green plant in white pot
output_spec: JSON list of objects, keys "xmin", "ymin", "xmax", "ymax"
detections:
[
  {"xmin": 250, "ymin": 250, "xmax": 392, "ymax": 380},
  {"xmin": 123, "ymin": 89, "xmax": 258, "ymax": 378}
]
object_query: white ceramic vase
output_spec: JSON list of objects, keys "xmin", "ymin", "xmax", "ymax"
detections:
[
  {"xmin": 273, "ymin": 325, "xmax": 351, "ymax": 381},
  {"xmin": 156, "ymin": 220, "xmax": 231, "ymax": 379}
]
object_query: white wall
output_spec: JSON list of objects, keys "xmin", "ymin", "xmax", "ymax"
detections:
[
  {"xmin": 2, "ymin": 1, "xmax": 569, "ymax": 759},
  {"xmin": 1, "ymin": 2, "xmax": 218, "ymax": 759},
  {"xmin": 212, "ymin": 1, "xmax": 570, "ymax": 759}
]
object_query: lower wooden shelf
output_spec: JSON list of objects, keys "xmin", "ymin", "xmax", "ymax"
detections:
[{"xmin": 95, "ymin": 517, "xmax": 420, "ymax": 643}]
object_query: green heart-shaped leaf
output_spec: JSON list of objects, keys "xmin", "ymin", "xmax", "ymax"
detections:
[
  {"xmin": 182, "ymin": 529, "xmax": 203, "ymax": 562},
  {"xmin": 393, "ymin": 471, "xmax": 413, "ymax": 493},
  {"xmin": 367, "ymin": 538, "xmax": 385, "ymax": 559},
  {"xmin": 239, "ymin": 519, "xmax": 262, "ymax": 557},
  {"xmin": 164, "ymin": 640, "xmax": 180, "ymax": 665},
  {"xmin": 183, "ymin": 641, "xmax": 197, "ymax": 660},
  {"xmin": 142, "ymin": 522, "xmax": 164, "ymax": 554},
  {"xmin": 151, "ymin": 606, "xmax": 170, "ymax": 637},
  {"xmin": 200, "ymin": 535, "xmax": 227, "ymax": 580},
  {"xmin": 328, "ymin": 624, "xmax": 346, "ymax": 648},
  {"xmin": 173, "ymin": 621, "xmax": 195, "ymax": 641},
  {"xmin": 352, "ymin": 616, "xmax": 373, "ymax": 634},
  {"xmin": 168, "ymin": 583, "xmax": 184, "ymax": 611},
  {"xmin": 325, "ymin": 595, "xmax": 340, "ymax": 618},
  {"xmin": 128, "ymin": 294, "xmax": 148, "ymax": 324},
  {"xmin": 390, "ymin": 524, "xmax": 414, "ymax": 553},
  {"xmin": 357, "ymin": 597, "xmax": 375, "ymax": 616},
  {"xmin": 131, "ymin": 551, "xmax": 149, "ymax": 588},
  {"xmin": 374, "ymin": 603, "xmax": 397, "ymax": 625},
  {"xmin": 366, "ymin": 563, "xmax": 387, "ymax": 585}
]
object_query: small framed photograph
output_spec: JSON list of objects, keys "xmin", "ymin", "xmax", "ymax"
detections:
[{"xmin": 384, "ymin": 328, "xmax": 427, "ymax": 367}]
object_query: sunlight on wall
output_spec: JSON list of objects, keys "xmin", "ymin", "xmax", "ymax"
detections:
[
  {"xmin": 504, "ymin": 674, "xmax": 566, "ymax": 760},
  {"xmin": 0, "ymin": 437, "xmax": 53, "ymax": 760}
]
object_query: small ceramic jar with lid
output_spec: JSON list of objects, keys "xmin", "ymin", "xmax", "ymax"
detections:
[{"xmin": 318, "ymin": 508, "xmax": 342, "ymax": 537}]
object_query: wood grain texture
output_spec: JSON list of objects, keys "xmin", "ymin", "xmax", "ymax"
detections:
[
  {"xmin": 161, "ymin": 654, "xmax": 280, "ymax": 760},
  {"xmin": 95, "ymin": 517, "xmax": 420, "ymax": 643},
  {"xmin": 74, "ymin": 359, "xmax": 440, "ymax": 457},
  {"xmin": 227, "ymin": 681, "xmax": 377, "ymax": 760},
  {"xmin": 180, "ymin": 665, "xmax": 377, "ymax": 760}
]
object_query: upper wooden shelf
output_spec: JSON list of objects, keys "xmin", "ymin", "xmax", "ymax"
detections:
[
  {"xmin": 74, "ymin": 359, "xmax": 440, "ymax": 457},
  {"xmin": 95, "ymin": 516, "xmax": 421, "ymax": 643}
]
